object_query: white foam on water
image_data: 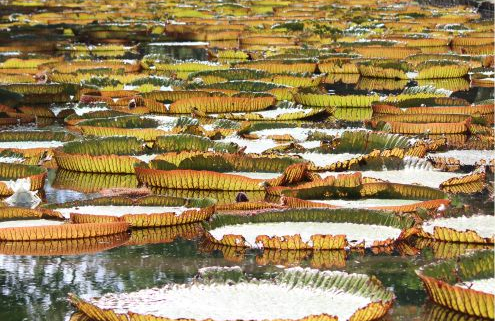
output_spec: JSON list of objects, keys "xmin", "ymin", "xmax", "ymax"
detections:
[
  {"xmin": 209, "ymin": 221, "xmax": 402, "ymax": 248},
  {"xmin": 53, "ymin": 205, "xmax": 198, "ymax": 219},
  {"xmin": 91, "ymin": 281, "xmax": 372, "ymax": 321},
  {"xmin": 422, "ymin": 215, "xmax": 495, "ymax": 239}
]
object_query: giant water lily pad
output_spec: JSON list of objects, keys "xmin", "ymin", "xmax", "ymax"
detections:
[
  {"xmin": 427, "ymin": 150, "xmax": 494, "ymax": 170},
  {"xmin": 0, "ymin": 233, "xmax": 129, "ymax": 256},
  {"xmin": 127, "ymin": 223, "xmax": 204, "ymax": 246},
  {"xmin": 417, "ymin": 250, "xmax": 494, "ymax": 319},
  {"xmin": 42, "ymin": 196, "xmax": 216, "ymax": 228},
  {"xmin": 53, "ymin": 169, "xmax": 139, "ymax": 193},
  {"xmin": 271, "ymin": 172, "xmax": 448, "ymax": 201},
  {"xmin": 0, "ymin": 130, "xmax": 75, "ymax": 164},
  {"xmin": 0, "ymin": 1, "xmax": 493, "ymax": 320},
  {"xmin": 215, "ymin": 107, "xmax": 327, "ymax": 121},
  {"xmin": 54, "ymin": 136, "xmax": 148, "ymax": 173},
  {"xmin": 135, "ymin": 152, "xmax": 306, "ymax": 191},
  {"xmin": 168, "ymin": 95, "xmax": 276, "ymax": 114},
  {"xmin": 249, "ymin": 126, "xmax": 366, "ymax": 142},
  {"xmin": 50, "ymin": 102, "xmax": 110, "ymax": 118},
  {"xmin": 70, "ymin": 266, "xmax": 395, "ymax": 321},
  {"xmin": 413, "ymin": 238, "xmax": 492, "ymax": 260},
  {"xmin": 201, "ymin": 242, "xmax": 349, "ymax": 269},
  {"xmin": 204, "ymin": 208, "xmax": 415, "ymax": 250},
  {"xmin": 76, "ymin": 115, "xmax": 187, "ymax": 141},
  {"xmin": 0, "ymin": 218, "xmax": 129, "ymax": 241},
  {"xmin": 299, "ymin": 198, "xmax": 450, "ymax": 213},
  {"xmin": 418, "ymin": 215, "xmax": 494, "ymax": 243},
  {"xmin": 317, "ymin": 169, "xmax": 485, "ymax": 194},
  {"xmin": 153, "ymin": 134, "xmax": 239, "ymax": 153}
]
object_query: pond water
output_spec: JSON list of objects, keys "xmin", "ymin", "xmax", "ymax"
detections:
[
  {"xmin": 0, "ymin": 149, "xmax": 492, "ymax": 321},
  {"xmin": 0, "ymin": 237, "xmax": 429, "ymax": 321}
]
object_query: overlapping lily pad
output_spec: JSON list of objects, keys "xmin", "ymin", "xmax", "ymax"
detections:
[
  {"xmin": 52, "ymin": 169, "xmax": 139, "ymax": 193},
  {"xmin": 54, "ymin": 136, "xmax": 147, "ymax": 173},
  {"xmin": 76, "ymin": 115, "xmax": 197, "ymax": 141},
  {"xmin": 42, "ymin": 195, "xmax": 215, "ymax": 228},
  {"xmin": 0, "ymin": 233, "xmax": 129, "ymax": 256},
  {"xmin": 0, "ymin": 130, "xmax": 75, "ymax": 164},
  {"xmin": 0, "ymin": 216, "xmax": 129, "ymax": 241},
  {"xmin": 418, "ymin": 214, "xmax": 494, "ymax": 244},
  {"xmin": 135, "ymin": 151, "xmax": 306, "ymax": 191},
  {"xmin": 417, "ymin": 250, "xmax": 494, "ymax": 319}
]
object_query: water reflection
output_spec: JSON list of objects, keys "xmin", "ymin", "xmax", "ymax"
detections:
[
  {"xmin": 0, "ymin": 238, "xmax": 245, "ymax": 321},
  {"xmin": 143, "ymin": 44, "xmax": 208, "ymax": 61},
  {"xmin": 1, "ymin": 136, "xmax": 491, "ymax": 321},
  {"xmin": 44, "ymin": 169, "xmax": 97, "ymax": 204},
  {"xmin": 0, "ymin": 233, "xmax": 441, "ymax": 321}
]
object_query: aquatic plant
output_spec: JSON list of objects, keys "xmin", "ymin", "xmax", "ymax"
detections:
[
  {"xmin": 54, "ymin": 137, "xmax": 147, "ymax": 173},
  {"xmin": 417, "ymin": 250, "xmax": 494, "ymax": 318},
  {"xmin": 204, "ymin": 208, "xmax": 415, "ymax": 250},
  {"xmin": 43, "ymin": 195, "xmax": 216, "ymax": 228},
  {"xmin": 70, "ymin": 267, "xmax": 395, "ymax": 321}
]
